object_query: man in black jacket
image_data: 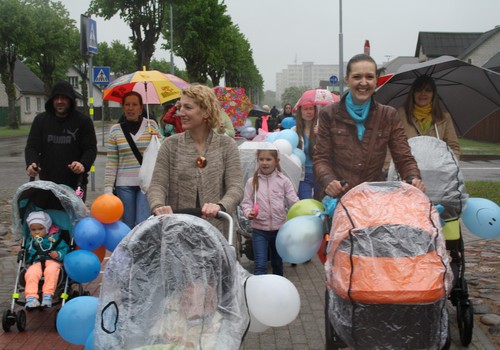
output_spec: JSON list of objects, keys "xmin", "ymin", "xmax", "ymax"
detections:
[{"xmin": 25, "ymin": 80, "xmax": 97, "ymax": 201}]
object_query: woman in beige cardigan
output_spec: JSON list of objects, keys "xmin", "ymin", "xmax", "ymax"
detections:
[
  {"xmin": 398, "ymin": 75, "xmax": 460, "ymax": 159},
  {"xmin": 147, "ymin": 84, "xmax": 243, "ymax": 233}
]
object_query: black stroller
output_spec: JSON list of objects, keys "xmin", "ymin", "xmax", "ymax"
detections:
[
  {"xmin": 388, "ymin": 135, "xmax": 473, "ymax": 346},
  {"xmin": 2, "ymin": 181, "xmax": 89, "ymax": 332},
  {"xmin": 93, "ymin": 211, "xmax": 251, "ymax": 349}
]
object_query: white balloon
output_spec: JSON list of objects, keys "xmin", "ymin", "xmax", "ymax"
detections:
[
  {"xmin": 248, "ymin": 310, "xmax": 270, "ymax": 333},
  {"xmin": 289, "ymin": 154, "xmax": 302, "ymax": 168},
  {"xmin": 245, "ymin": 275, "xmax": 301, "ymax": 327},
  {"xmin": 273, "ymin": 139, "xmax": 293, "ymax": 156}
]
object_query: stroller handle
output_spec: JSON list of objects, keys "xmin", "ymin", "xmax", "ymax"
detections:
[{"xmin": 172, "ymin": 208, "xmax": 234, "ymax": 247}]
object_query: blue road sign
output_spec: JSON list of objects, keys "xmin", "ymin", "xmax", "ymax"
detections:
[
  {"xmin": 87, "ymin": 18, "xmax": 98, "ymax": 54},
  {"xmin": 93, "ymin": 67, "xmax": 110, "ymax": 86},
  {"xmin": 329, "ymin": 75, "xmax": 339, "ymax": 85}
]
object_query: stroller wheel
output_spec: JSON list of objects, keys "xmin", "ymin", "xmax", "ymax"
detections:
[
  {"xmin": 457, "ymin": 301, "xmax": 474, "ymax": 346},
  {"xmin": 2, "ymin": 309, "xmax": 14, "ymax": 332},
  {"xmin": 324, "ymin": 290, "xmax": 347, "ymax": 350},
  {"xmin": 16, "ymin": 310, "xmax": 26, "ymax": 332}
]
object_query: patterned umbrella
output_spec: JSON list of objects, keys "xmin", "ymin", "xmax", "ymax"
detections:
[
  {"xmin": 103, "ymin": 70, "xmax": 183, "ymax": 105},
  {"xmin": 214, "ymin": 87, "xmax": 252, "ymax": 127}
]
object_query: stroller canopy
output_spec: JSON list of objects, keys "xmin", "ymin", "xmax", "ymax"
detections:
[
  {"xmin": 388, "ymin": 136, "xmax": 468, "ymax": 219},
  {"xmin": 11, "ymin": 180, "xmax": 89, "ymax": 240},
  {"xmin": 94, "ymin": 214, "xmax": 250, "ymax": 350}
]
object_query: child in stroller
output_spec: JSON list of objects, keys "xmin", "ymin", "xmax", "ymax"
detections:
[
  {"xmin": 24, "ymin": 211, "xmax": 69, "ymax": 309},
  {"xmin": 94, "ymin": 211, "xmax": 251, "ymax": 349},
  {"xmin": 2, "ymin": 180, "xmax": 89, "ymax": 332}
]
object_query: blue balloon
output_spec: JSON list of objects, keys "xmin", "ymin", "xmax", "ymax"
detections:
[
  {"xmin": 276, "ymin": 215, "xmax": 324, "ymax": 263},
  {"xmin": 57, "ymin": 296, "xmax": 98, "ymax": 345},
  {"xmin": 84, "ymin": 330, "xmax": 95, "ymax": 350},
  {"xmin": 275, "ymin": 129, "xmax": 299, "ymax": 149},
  {"xmin": 462, "ymin": 198, "xmax": 500, "ymax": 239},
  {"xmin": 240, "ymin": 126, "xmax": 257, "ymax": 139},
  {"xmin": 266, "ymin": 132, "xmax": 278, "ymax": 142},
  {"xmin": 281, "ymin": 117, "xmax": 296, "ymax": 129},
  {"xmin": 292, "ymin": 148, "xmax": 306, "ymax": 166},
  {"xmin": 74, "ymin": 217, "xmax": 106, "ymax": 251},
  {"xmin": 104, "ymin": 221, "xmax": 131, "ymax": 252},
  {"xmin": 64, "ymin": 250, "xmax": 101, "ymax": 283}
]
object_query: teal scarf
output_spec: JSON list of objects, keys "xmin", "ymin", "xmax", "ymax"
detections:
[{"xmin": 345, "ymin": 92, "xmax": 371, "ymax": 141}]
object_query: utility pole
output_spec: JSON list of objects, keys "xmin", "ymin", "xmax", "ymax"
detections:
[
  {"xmin": 338, "ymin": 0, "xmax": 344, "ymax": 96},
  {"xmin": 170, "ymin": 0, "xmax": 174, "ymax": 74}
]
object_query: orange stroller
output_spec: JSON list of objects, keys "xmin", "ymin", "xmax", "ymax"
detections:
[{"xmin": 324, "ymin": 181, "xmax": 453, "ymax": 350}]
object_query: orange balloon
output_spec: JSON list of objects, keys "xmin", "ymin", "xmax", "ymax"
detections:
[
  {"xmin": 91, "ymin": 194, "xmax": 124, "ymax": 224},
  {"xmin": 75, "ymin": 244, "xmax": 107, "ymax": 262}
]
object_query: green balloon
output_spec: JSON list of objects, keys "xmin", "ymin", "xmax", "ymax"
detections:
[{"xmin": 286, "ymin": 199, "xmax": 325, "ymax": 221}]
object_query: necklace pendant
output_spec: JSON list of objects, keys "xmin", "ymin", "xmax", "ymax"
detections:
[{"xmin": 196, "ymin": 156, "xmax": 207, "ymax": 168}]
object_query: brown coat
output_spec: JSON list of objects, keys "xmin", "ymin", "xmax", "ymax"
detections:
[
  {"xmin": 314, "ymin": 99, "xmax": 421, "ymax": 197},
  {"xmin": 398, "ymin": 107, "xmax": 461, "ymax": 159}
]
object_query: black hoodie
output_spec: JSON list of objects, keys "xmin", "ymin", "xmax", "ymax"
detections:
[{"xmin": 25, "ymin": 81, "xmax": 97, "ymax": 189}]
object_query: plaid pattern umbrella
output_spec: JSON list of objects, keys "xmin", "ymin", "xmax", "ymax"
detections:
[{"xmin": 214, "ymin": 87, "xmax": 252, "ymax": 127}]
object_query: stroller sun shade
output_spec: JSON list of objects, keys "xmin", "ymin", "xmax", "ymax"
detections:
[{"xmin": 94, "ymin": 214, "xmax": 250, "ymax": 350}]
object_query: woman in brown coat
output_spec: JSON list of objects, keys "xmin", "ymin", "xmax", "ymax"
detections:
[{"xmin": 314, "ymin": 54, "xmax": 425, "ymax": 198}]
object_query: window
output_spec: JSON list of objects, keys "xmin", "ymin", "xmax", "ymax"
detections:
[
  {"xmin": 25, "ymin": 97, "xmax": 31, "ymax": 113},
  {"xmin": 69, "ymin": 76, "xmax": 79, "ymax": 89},
  {"xmin": 36, "ymin": 97, "xmax": 42, "ymax": 112}
]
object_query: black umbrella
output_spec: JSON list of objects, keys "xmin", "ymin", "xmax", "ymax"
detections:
[
  {"xmin": 375, "ymin": 55, "xmax": 500, "ymax": 136},
  {"xmin": 248, "ymin": 104, "xmax": 269, "ymax": 117}
]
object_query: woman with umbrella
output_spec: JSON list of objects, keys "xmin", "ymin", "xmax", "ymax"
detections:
[
  {"xmin": 147, "ymin": 84, "xmax": 244, "ymax": 235},
  {"xmin": 104, "ymin": 91, "xmax": 162, "ymax": 229},
  {"xmin": 314, "ymin": 54, "xmax": 425, "ymax": 199},
  {"xmin": 398, "ymin": 75, "xmax": 460, "ymax": 159}
]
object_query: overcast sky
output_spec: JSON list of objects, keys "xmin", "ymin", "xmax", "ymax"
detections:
[{"xmin": 60, "ymin": 0, "xmax": 499, "ymax": 91}]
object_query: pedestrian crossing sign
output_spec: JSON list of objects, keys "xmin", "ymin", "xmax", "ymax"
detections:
[{"xmin": 93, "ymin": 67, "xmax": 110, "ymax": 86}]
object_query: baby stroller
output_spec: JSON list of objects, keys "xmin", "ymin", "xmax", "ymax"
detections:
[
  {"xmin": 388, "ymin": 136, "xmax": 473, "ymax": 346},
  {"xmin": 2, "ymin": 180, "xmax": 89, "ymax": 332},
  {"xmin": 325, "ymin": 181, "xmax": 454, "ymax": 350},
  {"xmin": 93, "ymin": 210, "xmax": 251, "ymax": 349}
]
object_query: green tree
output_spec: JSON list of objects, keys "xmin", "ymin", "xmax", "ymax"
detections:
[
  {"xmin": 22, "ymin": 0, "xmax": 79, "ymax": 95},
  {"xmin": 281, "ymin": 86, "xmax": 309, "ymax": 107},
  {"xmin": 93, "ymin": 40, "xmax": 136, "ymax": 77},
  {"xmin": 89, "ymin": 0, "xmax": 168, "ymax": 70},
  {"xmin": 163, "ymin": 0, "xmax": 231, "ymax": 83},
  {"xmin": 150, "ymin": 57, "xmax": 189, "ymax": 82},
  {"xmin": 0, "ymin": 0, "xmax": 32, "ymax": 129}
]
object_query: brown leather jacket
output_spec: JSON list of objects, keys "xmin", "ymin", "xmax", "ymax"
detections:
[{"xmin": 314, "ymin": 98, "xmax": 421, "ymax": 198}]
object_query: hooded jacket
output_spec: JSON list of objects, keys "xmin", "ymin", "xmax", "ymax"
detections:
[
  {"xmin": 25, "ymin": 81, "xmax": 97, "ymax": 189},
  {"xmin": 241, "ymin": 170, "xmax": 299, "ymax": 231},
  {"xmin": 314, "ymin": 97, "xmax": 421, "ymax": 198}
]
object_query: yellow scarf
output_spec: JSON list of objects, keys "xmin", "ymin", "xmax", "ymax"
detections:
[{"xmin": 412, "ymin": 103, "xmax": 433, "ymax": 133}]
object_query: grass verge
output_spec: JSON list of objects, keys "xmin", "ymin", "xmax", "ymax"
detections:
[{"xmin": 465, "ymin": 181, "xmax": 500, "ymax": 204}]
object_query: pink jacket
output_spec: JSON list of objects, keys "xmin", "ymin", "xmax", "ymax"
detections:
[{"xmin": 241, "ymin": 170, "xmax": 299, "ymax": 231}]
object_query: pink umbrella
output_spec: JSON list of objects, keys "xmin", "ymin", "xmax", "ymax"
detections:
[{"xmin": 293, "ymin": 89, "xmax": 340, "ymax": 112}]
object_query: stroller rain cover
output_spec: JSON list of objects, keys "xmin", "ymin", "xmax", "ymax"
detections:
[
  {"xmin": 325, "ymin": 182, "xmax": 453, "ymax": 350},
  {"xmin": 94, "ymin": 214, "xmax": 250, "ymax": 350}
]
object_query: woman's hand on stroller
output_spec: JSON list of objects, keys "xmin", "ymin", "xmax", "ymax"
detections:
[
  {"xmin": 201, "ymin": 203, "xmax": 222, "ymax": 218},
  {"xmin": 325, "ymin": 179, "xmax": 348, "ymax": 198},
  {"xmin": 406, "ymin": 177, "xmax": 426, "ymax": 193},
  {"xmin": 153, "ymin": 205, "xmax": 174, "ymax": 215}
]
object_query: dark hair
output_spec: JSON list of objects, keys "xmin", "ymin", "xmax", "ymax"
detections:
[
  {"xmin": 122, "ymin": 91, "xmax": 144, "ymax": 106},
  {"xmin": 403, "ymin": 75, "xmax": 444, "ymax": 123},
  {"xmin": 346, "ymin": 54, "xmax": 377, "ymax": 77},
  {"xmin": 252, "ymin": 149, "xmax": 281, "ymax": 193},
  {"xmin": 295, "ymin": 105, "xmax": 318, "ymax": 156}
]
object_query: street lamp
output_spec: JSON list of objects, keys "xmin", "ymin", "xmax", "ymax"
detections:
[
  {"xmin": 170, "ymin": 0, "xmax": 174, "ymax": 74},
  {"xmin": 338, "ymin": 0, "xmax": 344, "ymax": 95}
]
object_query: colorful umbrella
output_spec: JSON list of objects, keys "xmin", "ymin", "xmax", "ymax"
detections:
[
  {"xmin": 103, "ymin": 70, "xmax": 182, "ymax": 105},
  {"xmin": 163, "ymin": 73, "xmax": 191, "ymax": 90},
  {"xmin": 214, "ymin": 87, "xmax": 252, "ymax": 127},
  {"xmin": 293, "ymin": 89, "xmax": 340, "ymax": 112}
]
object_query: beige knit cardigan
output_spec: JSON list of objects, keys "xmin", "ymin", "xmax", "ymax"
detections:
[{"xmin": 147, "ymin": 131, "xmax": 243, "ymax": 234}]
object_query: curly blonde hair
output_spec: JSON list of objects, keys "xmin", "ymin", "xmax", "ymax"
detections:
[{"xmin": 181, "ymin": 84, "xmax": 221, "ymax": 130}]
